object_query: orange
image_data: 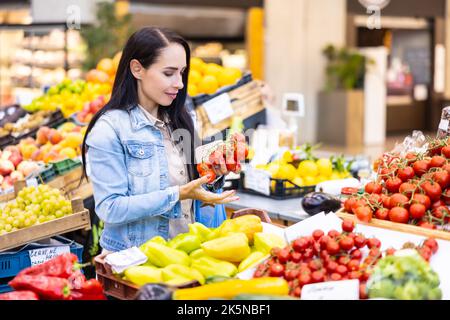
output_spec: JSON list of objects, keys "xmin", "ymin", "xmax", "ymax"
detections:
[
  {"xmin": 188, "ymin": 70, "xmax": 202, "ymax": 85},
  {"xmin": 198, "ymin": 75, "xmax": 219, "ymax": 94},
  {"xmin": 96, "ymin": 58, "xmax": 115, "ymax": 76},
  {"xmin": 187, "ymin": 84, "xmax": 198, "ymax": 97},
  {"xmin": 217, "ymin": 68, "xmax": 240, "ymax": 87},
  {"xmin": 59, "ymin": 147, "xmax": 77, "ymax": 159},
  {"xmin": 190, "ymin": 57, "xmax": 205, "ymax": 73},
  {"xmin": 86, "ymin": 69, "xmax": 109, "ymax": 84},
  {"xmin": 112, "ymin": 51, "xmax": 122, "ymax": 71},
  {"xmin": 204, "ymin": 63, "xmax": 223, "ymax": 78}
]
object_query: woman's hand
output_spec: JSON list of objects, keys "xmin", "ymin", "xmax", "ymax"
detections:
[{"xmin": 179, "ymin": 176, "xmax": 239, "ymax": 204}]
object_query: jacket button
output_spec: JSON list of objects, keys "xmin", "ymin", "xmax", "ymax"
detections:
[{"xmin": 139, "ymin": 149, "xmax": 144, "ymax": 155}]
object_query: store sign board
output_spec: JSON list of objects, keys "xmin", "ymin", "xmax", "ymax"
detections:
[
  {"xmin": 203, "ymin": 93, "xmax": 234, "ymax": 125},
  {"xmin": 29, "ymin": 246, "xmax": 71, "ymax": 266},
  {"xmin": 301, "ymin": 279, "xmax": 360, "ymax": 300},
  {"xmin": 244, "ymin": 167, "xmax": 270, "ymax": 196}
]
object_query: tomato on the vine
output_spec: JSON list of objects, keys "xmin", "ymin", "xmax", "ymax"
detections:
[
  {"xmin": 409, "ymin": 203, "xmax": 426, "ymax": 219},
  {"xmin": 430, "ymin": 156, "xmax": 447, "ymax": 168},
  {"xmin": 365, "ymin": 181, "xmax": 382, "ymax": 194},
  {"xmin": 389, "ymin": 193, "xmax": 410, "ymax": 208},
  {"xmin": 413, "ymin": 160, "xmax": 430, "ymax": 177},
  {"xmin": 375, "ymin": 208, "xmax": 389, "ymax": 220},
  {"xmin": 355, "ymin": 206, "xmax": 373, "ymax": 222},
  {"xmin": 269, "ymin": 263, "xmax": 285, "ymax": 277},
  {"xmin": 341, "ymin": 219, "xmax": 355, "ymax": 233},
  {"xmin": 385, "ymin": 177, "xmax": 402, "ymax": 193},
  {"xmin": 397, "ymin": 166, "xmax": 415, "ymax": 182},
  {"xmin": 326, "ymin": 239, "xmax": 340, "ymax": 255},
  {"xmin": 433, "ymin": 170, "xmax": 450, "ymax": 189},
  {"xmin": 388, "ymin": 206, "xmax": 410, "ymax": 224},
  {"xmin": 339, "ymin": 236, "xmax": 354, "ymax": 251},
  {"xmin": 399, "ymin": 182, "xmax": 417, "ymax": 197},
  {"xmin": 420, "ymin": 181, "xmax": 442, "ymax": 201},
  {"xmin": 423, "ymin": 238, "xmax": 439, "ymax": 254},
  {"xmin": 412, "ymin": 193, "xmax": 431, "ymax": 209},
  {"xmin": 418, "ymin": 220, "xmax": 437, "ymax": 229}
]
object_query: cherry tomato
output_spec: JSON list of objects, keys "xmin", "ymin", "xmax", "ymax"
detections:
[
  {"xmin": 338, "ymin": 256, "xmax": 350, "ymax": 266},
  {"xmin": 375, "ymin": 208, "xmax": 389, "ymax": 220},
  {"xmin": 319, "ymin": 235, "xmax": 331, "ymax": 250},
  {"xmin": 298, "ymin": 273, "xmax": 312, "ymax": 287},
  {"xmin": 430, "ymin": 155, "xmax": 447, "ymax": 168},
  {"xmin": 326, "ymin": 261, "xmax": 338, "ymax": 273},
  {"xmin": 312, "ymin": 229, "xmax": 324, "ymax": 241},
  {"xmin": 350, "ymin": 249, "xmax": 362, "ymax": 260},
  {"xmin": 293, "ymin": 286, "xmax": 302, "ymax": 298},
  {"xmin": 291, "ymin": 252, "xmax": 302, "ymax": 263},
  {"xmin": 433, "ymin": 170, "xmax": 450, "ymax": 189},
  {"xmin": 277, "ymin": 248, "xmax": 291, "ymax": 264},
  {"xmin": 418, "ymin": 246, "xmax": 432, "ymax": 262},
  {"xmin": 412, "ymin": 193, "xmax": 431, "ymax": 209},
  {"xmin": 347, "ymin": 232, "xmax": 357, "ymax": 239},
  {"xmin": 367, "ymin": 237, "xmax": 381, "ymax": 249},
  {"xmin": 311, "ymin": 270, "xmax": 325, "ymax": 283},
  {"xmin": 413, "ymin": 160, "xmax": 430, "ymax": 177},
  {"xmin": 399, "ymin": 182, "xmax": 417, "ymax": 197},
  {"xmin": 344, "ymin": 197, "xmax": 357, "ymax": 212},
  {"xmin": 442, "ymin": 146, "xmax": 450, "ymax": 158},
  {"xmin": 409, "ymin": 203, "xmax": 426, "ymax": 220},
  {"xmin": 420, "ymin": 181, "xmax": 442, "ymax": 201},
  {"xmin": 339, "ymin": 236, "xmax": 354, "ymax": 251},
  {"xmin": 405, "ymin": 152, "xmax": 418, "ymax": 164},
  {"xmin": 397, "ymin": 166, "xmax": 415, "ymax": 182},
  {"xmin": 327, "ymin": 230, "xmax": 341, "ymax": 239},
  {"xmin": 346, "ymin": 259, "xmax": 360, "ymax": 271},
  {"xmin": 359, "ymin": 283, "xmax": 368, "ymax": 299},
  {"xmin": 441, "ymin": 189, "xmax": 450, "ymax": 205},
  {"xmin": 354, "ymin": 235, "xmax": 367, "ymax": 248},
  {"xmin": 382, "ymin": 195, "xmax": 392, "ymax": 209},
  {"xmin": 432, "ymin": 206, "xmax": 449, "ymax": 220},
  {"xmin": 308, "ymin": 259, "xmax": 323, "ymax": 272},
  {"xmin": 284, "ymin": 269, "xmax": 300, "ymax": 281},
  {"xmin": 418, "ymin": 220, "xmax": 437, "ymax": 229},
  {"xmin": 423, "ymin": 238, "xmax": 439, "ymax": 254},
  {"xmin": 355, "ymin": 206, "xmax": 373, "ymax": 222},
  {"xmin": 336, "ymin": 265, "xmax": 348, "ymax": 276},
  {"xmin": 292, "ymin": 238, "xmax": 308, "ymax": 253},
  {"xmin": 303, "ymin": 248, "xmax": 314, "ymax": 260},
  {"xmin": 330, "ymin": 273, "xmax": 342, "ymax": 281},
  {"xmin": 351, "ymin": 199, "xmax": 368, "ymax": 214},
  {"xmin": 385, "ymin": 177, "xmax": 402, "ymax": 193},
  {"xmin": 389, "ymin": 193, "xmax": 410, "ymax": 208},
  {"xmin": 365, "ymin": 181, "xmax": 382, "ymax": 194},
  {"xmin": 388, "ymin": 206, "xmax": 410, "ymax": 223},
  {"xmin": 326, "ymin": 239, "xmax": 340, "ymax": 255},
  {"xmin": 385, "ymin": 247, "xmax": 396, "ymax": 256},
  {"xmin": 269, "ymin": 263, "xmax": 285, "ymax": 277}
]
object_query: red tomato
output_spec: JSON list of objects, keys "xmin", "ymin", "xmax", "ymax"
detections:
[
  {"xmin": 430, "ymin": 155, "xmax": 447, "ymax": 168},
  {"xmin": 277, "ymin": 248, "xmax": 291, "ymax": 264},
  {"xmin": 355, "ymin": 206, "xmax": 373, "ymax": 222},
  {"xmin": 312, "ymin": 229, "xmax": 324, "ymax": 241},
  {"xmin": 350, "ymin": 249, "xmax": 362, "ymax": 260},
  {"xmin": 354, "ymin": 235, "xmax": 367, "ymax": 248},
  {"xmin": 375, "ymin": 208, "xmax": 389, "ymax": 220},
  {"xmin": 405, "ymin": 152, "xmax": 418, "ymax": 164},
  {"xmin": 382, "ymin": 195, "xmax": 391, "ymax": 209},
  {"xmin": 284, "ymin": 269, "xmax": 300, "ymax": 281},
  {"xmin": 397, "ymin": 166, "xmax": 415, "ymax": 182},
  {"xmin": 413, "ymin": 160, "xmax": 430, "ymax": 177},
  {"xmin": 389, "ymin": 193, "xmax": 410, "ymax": 208},
  {"xmin": 432, "ymin": 206, "xmax": 449, "ymax": 220},
  {"xmin": 290, "ymin": 252, "xmax": 302, "ymax": 263},
  {"xmin": 341, "ymin": 219, "xmax": 355, "ymax": 233},
  {"xmin": 341, "ymin": 187, "xmax": 359, "ymax": 195},
  {"xmin": 319, "ymin": 235, "xmax": 331, "ymax": 250},
  {"xmin": 385, "ymin": 247, "xmax": 396, "ymax": 256},
  {"xmin": 359, "ymin": 283, "xmax": 368, "ymax": 299},
  {"xmin": 269, "ymin": 263, "xmax": 285, "ymax": 277},
  {"xmin": 298, "ymin": 273, "xmax": 312, "ymax": 287},
  {"xmin": 388, "ymin": 206, "xmax": 410, "ymax": 223},
  {"xmin": 348, "ymin": 270, "xmax": 361, "ymax": 279},
  {"xmin": 326, "ymin": 261, "xmax": 338, "ymax": 273},
  {"xmin": 423, "ymin": 238, "xmax": 439, "ymax": 254},
  {"xmin": 442, "ymin": 146, "xmax": 450, "ymax": 158},
  {"xmin": 368, "ymin": 194, "xmax": 382, "ymax": 206},
  {"xmin": 344, "ymin": 197, "xmax": 357, "ymax": 212},
  {"xmin": 433, "ymin": 170, "xmax": 450, "ymax": 189},
  {"xmin": 338, "ymin": 256, "xmax": 350, "ymax": 266},
  {"xmin": 347, "ymin": 259, "xmax": 360, "ymax": 271},
  {"xmin": 330, "ymin": 273, "xmax": 342, "ymax": 281},
  {"xmin": 399, "ymin": 182, "xmax": 417, "ymax": 197},
  {"xmin": 369, "ymin": 247, "xmax": 381, "ymax": 258},
  {"xmin": 326, "ymin": 239, "xmax": 340, "ymax": 255},
  {"xmin": 385, "ymin": 177, "xmax": 402, "ymax": 193},
  {"xmin": 303, "ymin": 248, "xmax": 314, "ymax": 260},
  {"xmin": 365, "ymin": 181, "xmax": 382, "ymax": 194},
  {"xmin": 367, "ymin": 237, "xmax": 381, "ymax": 249},
  {"xmin": 327, "ymin": 230, "xmax": 341, "ymax": 238},
  {"xmin": 420, "ymin": 181, "xmax": 442, "ymax": 201},
  {"xmin": 339, "ymin": 236, "xmax": 354, "ymax": 251},
  {"xmin": 443, "ymin": 163, "xmax": 450, "ymax": 174},
  {"xmin": 412, "ymin": 193, "xmax": 431, "ymax": 209},
  {"xmin": 441, "ymin": 189, "xmax": 450, "ymax": 205},
  {"xmin": 409, "ymin": 203, "xmax": 426, "ymax": 219},
  {"xmin": 418, "ymin": 220, "xmax": 437, "ymax": 229},
  {"xmin": 292, "ymin": 238, "xmax": 308, "ymax": 253},
  {"xmin": 336, "ymin": 265, "xmax": 348, "ymax": 276},
  {"xmin": 311, "ymin": 270, "xmax": 325, "ymax": 283},
  {"xmin": 308, "ymin": 259, "xmax": 323, "ymax": 272},
  {"xmin": 418, "ymin": 246, "xmax": 432, "ymax": 262}
]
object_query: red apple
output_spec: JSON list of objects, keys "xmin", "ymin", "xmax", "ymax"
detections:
[
  {"xmin": 48, "ymin": 129, "xmax": 63, "ymax": 145},
  {"xmin": 4, "ymin": 145, "xmax": 20, "ymax": 155},
  {"xmin": 8, "ymin": 152, "xmax": 22, "ymax": 168},
  {"xmin": 82, "ymin": 102, "xmax": 90, "ymax": 113},
  {"xmin": 0, "ymin": 159, "xmax": 15, "ymax": 176},
  {"xmin": 10, "ymin": 170, "xmax": 24, "ymax": 182},
  {"xmin": 2, "ymin": 175, "xmax": 12, "ymax": 190},
  {"xmin": 17, "ymin": 161, "xmax": 39, "ymax": 177},
  {"xmin": 36, "ymin": 127, "xmax": 50, "ymax": 145},
  {"xmin": 89, "ymin": 99, "xmax": 102, "ymax": 114}
]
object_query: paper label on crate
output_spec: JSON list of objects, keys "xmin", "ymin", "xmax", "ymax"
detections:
[
  {"xmin": 301, "ymin": 280, "xmax": 360, "ymax": 300},
  {"xmin": 439, "ymin": 119, "xmax": 449, "ymax": 131},
  {"xmin": 104, "ymin": 246, "xmax": 148, "ymax": 274},
  {"xmin": 28, "ymin": 246, "xmax": 71, "ymax": 266},
  {"xmin": 244, "ymin": 167, "xmax": 271, "ymax": 196},
  {"xmin": 203, "ymin": 93, "xmax": 234, "ymax": 125},
  {"xmin": 26, "ymin": 177, "xmax": 38, "ymax": 187}
]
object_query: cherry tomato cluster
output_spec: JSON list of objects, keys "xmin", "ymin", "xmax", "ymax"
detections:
[
  {"xmin": 253, "ymin": 219, "xmax": 384, "ymax": 299},
  {"xmin": 345, "ymin": 138, "xmax": 450, "ymax": 229},
  {"xmin": 396, "ymin": 237, "xmax": 439, "ymax": 262},
  {"xmin": 196, "ymin": 132, "xmax": 249, "ymax": 183}
]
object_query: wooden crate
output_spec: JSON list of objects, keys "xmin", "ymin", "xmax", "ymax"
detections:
[
  {"xmin": 336, "ymin": 209, "xmax": 450, "ymax": 241},
  {"xmin": 0, "ymin": 182, "xmax": 91, "ymax": 252},
  {"xmin": 195, "ymin": 80, "xmax": 264, "ymax": 140}
]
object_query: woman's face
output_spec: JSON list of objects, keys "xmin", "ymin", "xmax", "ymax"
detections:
[{"xmin": 131, "ymin": 43, "xmax": 186, "ymax": 107}]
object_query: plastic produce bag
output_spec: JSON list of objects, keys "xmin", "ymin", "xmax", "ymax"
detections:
[{"xmin": 194, "ymin": 189, "xmax": 227, "ymax": 228}]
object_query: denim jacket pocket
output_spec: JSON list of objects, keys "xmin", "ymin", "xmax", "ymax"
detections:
[{"xmin": 125, "ymin": 142, "xmax": 155, "ymax": 177}]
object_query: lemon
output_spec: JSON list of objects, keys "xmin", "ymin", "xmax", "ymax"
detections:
[
  {"xmin": 217, "ymin": 68, "xmax": 239, "ymax": 87},
  {"xmin": 198, "ymin": 75, "xmax": 219, "ymax": 94},
  {"xmin": 316, "ymin": 175, "xmax": 329, "ymax": 184},
  {"xmin": 190, "ymin": 57, "xmax": 205, "ymax": 73},
  {"xmin": 204, "ymin": 63, "xmax": 223, "ymax": 78},
  {"xmin": 187, "ymin": 83, "xmax": 198, "ymax": 96},
  {"xmin": 188, "ymin": 69, "xmax": 202, "ymax": 85},
  {"xmin": 292, "ymin": 177, "xmax": 304, "ymax": 187},
  {"xmin": 297, "ymin": 160, "xmax": 318, "ymax": 177},
  {"xmin": 330, "ymin": 171, "xmax": 341, "ymax": 180},
  {"xmin": 303, "ymin": 176, "xmax": 316, "ymax": 186},
  {"xmin": 316, "ymin": 158, "xmax": 333, "ymax": 177},
  {"xmin": 281, "ymin": 150, "xmax": 293, "ymax": 163},
  {"xmin": 267, "ymin": 163, "xmax": 281, "ymax": 178}
]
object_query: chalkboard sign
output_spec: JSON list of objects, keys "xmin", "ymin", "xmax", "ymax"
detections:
[{"xmin": 404, "ymin": 47, "xmax": 431, "ymax": 85}]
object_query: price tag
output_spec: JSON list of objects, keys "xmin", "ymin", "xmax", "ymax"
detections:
[
  {"xmin": 301, "ymin": 279, "xmax": 360, "ymax": 300},
  {"xmin": 439, "ymin": 119, "xmax": 449, "ymax": 131},
  {"xmin": 244, "ymin": 167, "xmax": 271, "ymax": 196},
  {"xmin": 203, "ymin": 93, "xmax": 234, "ymax": 125},
  {"xmin": 28, "ymin": 246, "xmax": 71, "ymax": 266}
]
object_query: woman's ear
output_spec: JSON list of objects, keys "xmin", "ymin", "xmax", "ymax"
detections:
[{"xmin": 130, "ymin": 59, "xmax": 143, "ymax": 80}]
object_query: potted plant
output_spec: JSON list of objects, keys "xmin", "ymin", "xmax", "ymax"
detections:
[{"xmin": 317, "ymin": 45, "xmax": 368, "ymax": 147}]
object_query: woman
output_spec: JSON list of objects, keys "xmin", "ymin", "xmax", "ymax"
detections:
[{"xmin": 81, "ymin": 27, "xmax": 239, "ymax": 252}]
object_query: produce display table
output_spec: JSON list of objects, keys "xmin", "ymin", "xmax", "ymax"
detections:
[{"xmin": 225, "ymin": 192, "xmax": 311, "ymax": 225}]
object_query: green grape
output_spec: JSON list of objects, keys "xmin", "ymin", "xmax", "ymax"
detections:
[
  {"xmin": 12, "ymin": 219, "xmax": 20, "ymax": 228},
  {"xmin": 11, "ymin": 227, "xmax": 18, "ymax": 232},
  {"xmin": 0, "ymin": 229, "xmax": 6, "ymax": 235},
  {"xmin": 38, "ymin": 216, "xmax": 46, "ymax": 223},
  {"xmin": 24, "ymin": 218, "xmax": 32, "ymax": 227},
  {"xmin": 29, "ymin": 216, "xmax": 37, "ymax": 225},
  {"xmin": 47, "ymin": 215, "xmax": 56, "ymax": 221},
  {"xmin": 0, "ymin": 222, "xmax": 4, "ymax": 230},
  {"xmin": 6, "ymin": 217, "xmax": 13, "ymax": 224},
  {"xmin": 55, "ymin": 210, "xmax": 64, "ymax": 218},
  {"xmin": 4, "ymin": 224, "xmax": 12, "ymax": 232}
]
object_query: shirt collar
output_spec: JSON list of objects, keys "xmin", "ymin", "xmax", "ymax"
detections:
[{"xmin": 128, "ymin": 104, "xmax": 165, "ymax": 131}]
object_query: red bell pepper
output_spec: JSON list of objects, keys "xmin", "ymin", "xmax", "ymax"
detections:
[
  {"xmin": 18, "ymin": 253, "xmax": 79, "ymax": 279},
  {"xmin": 70, "ymin": 279, "xmax": 106, "ymax": 300},
  {"xmin": 9, "ymin": 275, "xmax": 71, "ymax": 300},
  {"xmin": 0, "ymin": 290, "xmax": 39, "ymax": 300}
]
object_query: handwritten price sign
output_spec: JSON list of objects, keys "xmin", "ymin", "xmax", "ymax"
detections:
[{"xmin": 28, "ymin": 246, "xmax": 71, "ymax": 266}]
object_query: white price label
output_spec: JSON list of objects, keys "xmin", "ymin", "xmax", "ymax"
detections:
[
  {"xmin": 244, "ymin": 167, "xmax": 271, "ymax": 196},
  {"xmin": 439, "ymin": 119, "xmax": 449, "ymax": 131},
  {"xmin": 203, "ymin": 93, "xmax": 234, "ymax": 125},
  {"xmin": 28, "ymin": 246, "xmax": 71, "ymax": 266},
  {"xmin": 301, "ymin": 279, "xmax": 360, "ymax": 300}
]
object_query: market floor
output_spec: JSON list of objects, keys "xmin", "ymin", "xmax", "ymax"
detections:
[{"xmin": 317, "ymin": 131, "xmax": 435, "ymax": 163}]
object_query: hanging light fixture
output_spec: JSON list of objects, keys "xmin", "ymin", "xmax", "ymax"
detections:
[{"xmin": 358, "ymin": 0, "xmax": 391, "ymax": 10}]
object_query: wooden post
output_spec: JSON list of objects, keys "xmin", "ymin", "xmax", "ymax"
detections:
[
  {"xmin": 13, "ymin": 180, "xmax": 27, "ymax": 197},
  {"xmin": 71, "ymin": 197, "xmax": 84, "ymax": 213}
]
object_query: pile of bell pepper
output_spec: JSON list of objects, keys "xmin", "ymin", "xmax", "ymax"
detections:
[
  {"xmin": 122, "ymin": 215, "xmax": 287, "ymax": 288},
  {"xmin": 0, "ymin": 253, "xmax": 106, "ymax": 300}
]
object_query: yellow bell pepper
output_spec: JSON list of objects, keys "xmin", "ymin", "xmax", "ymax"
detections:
[
  {"xmin": 189, "ymin": 248, "xmax": 206, "ymax": 259},
  {"xmin": 162, "ymin": 264, "xmax": 205, "ymax": 285},
  {"xmin": 188, "ymin": 222, "xmax": 212, "ymax": 242},
  {"xmin": 218, "ymin": 215, "xmax": 263, "ymax": 243},
  {"xmin": 254, "ymin": 232, "xmax": 287, "ymax": 254},
  {"xmin": 173, "ymin": 277, "xmax": 289, "ymax": 300},
  {"xmin": 140, "ymin": 241, "xmax": 190, "ymax": 267},
  {"xmin": 201, "ymin": 232, "xmax": 251, "ymax": 262},
  {"xmin": 167, "ymin": 233, "xmax": 201, "ymax": 253},
  {"xmin": 237, "ymin": 251, "xmax": 268, "ymax": 273},
  {"xmin": 190, "ymin": 256, "xmax": 237, "ymax": 278},
  {"xmin": 123, "ymin": 266, "xmax": 163, "ymax": 286}
]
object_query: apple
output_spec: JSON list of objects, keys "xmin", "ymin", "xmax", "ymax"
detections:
[
  {"xmin": 8, "ymin": 152, "xmax": 22, "ymax": 168},
  {"xmin": 89, "ymin": 98, "xmax": 102, "ymax": 114},
  {"xmin": 48, "ymin": 129, "xmax": 63, "ymax": 145},
  {"xmin": 2, "ymin": 175, "xmax": 12, "ymax": 190},
  {"xmin": 17, "ymin": 161, "xmax": 39, "ymax": 177},
  {"xmin": 36, "ymin": 127, "xmax": 50, "ymax": 145},
  {"xmin": 82, "ymin": 102, "xmax": 90, "ymax": 113},
  {"xmin": 0, "ymin": 159, "xmax": 15, "ymax": 176},
  {"xmin": 1, "ymin": 150, "xmax": 11, "ymax": 161},
  {"xmin": 4, "ymin": 145, "xmax": 20, "ymax": 155},
  {"xmin": 10, "ymin": 170, "xmax": 24, "ymax": 182}
]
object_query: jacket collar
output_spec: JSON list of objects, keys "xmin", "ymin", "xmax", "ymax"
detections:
[{"xmin": 128, "ymin": 104, "xmax": 156, "ymax": 131}]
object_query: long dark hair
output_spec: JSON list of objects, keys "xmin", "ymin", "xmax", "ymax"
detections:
[{"xmin": 81, "ymin": 27, "xmax": 198, "ymax": 182}]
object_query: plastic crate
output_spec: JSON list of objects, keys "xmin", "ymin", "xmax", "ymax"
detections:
[
  {"xmin": 51, "ymin": 158, "xmax": 82, "ymax": 176},
  {"xmin": 0, "ymin": 235, "xmax": 83, "ymax": 293},
  {"xmin": 36, "ymin": 164, "xmax": 57, "ymax": 183},
  {"xmin": 239, "ymin": 172, "xmax": 316, "ymax": 200}
]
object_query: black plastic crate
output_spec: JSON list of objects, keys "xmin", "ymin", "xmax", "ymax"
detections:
[{"xmin": 239, "ymin": 171, "xmax": 316, "ymax": 200}]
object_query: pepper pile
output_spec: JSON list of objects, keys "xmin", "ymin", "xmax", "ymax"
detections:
[
  {"xmin": 0, "ymin": 253, "xmax": 106, "ymax": 300},
  {"xmin": 343, "ymin": 137, "xmax": 450, "ymax": 230},
  {"xmin": 196, "ymin": 132, "xmax": 249, "ymax": 183},
  {"xmin": 122, "ymin": 216, "xmax": 286, "ymax": 287},
  {"xmin": 251, "ymin": 219, "xmax": 439, "ymax": 299}
]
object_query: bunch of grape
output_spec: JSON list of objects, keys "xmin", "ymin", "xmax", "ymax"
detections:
[{"xmin": 0, "ymin": 185, "xmax": 72, "ymax": 235}]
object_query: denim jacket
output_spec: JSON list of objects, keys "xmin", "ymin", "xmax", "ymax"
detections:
[{"xmin": 86, "ymin": 105, "xmax": 193, "ymax": 251}]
